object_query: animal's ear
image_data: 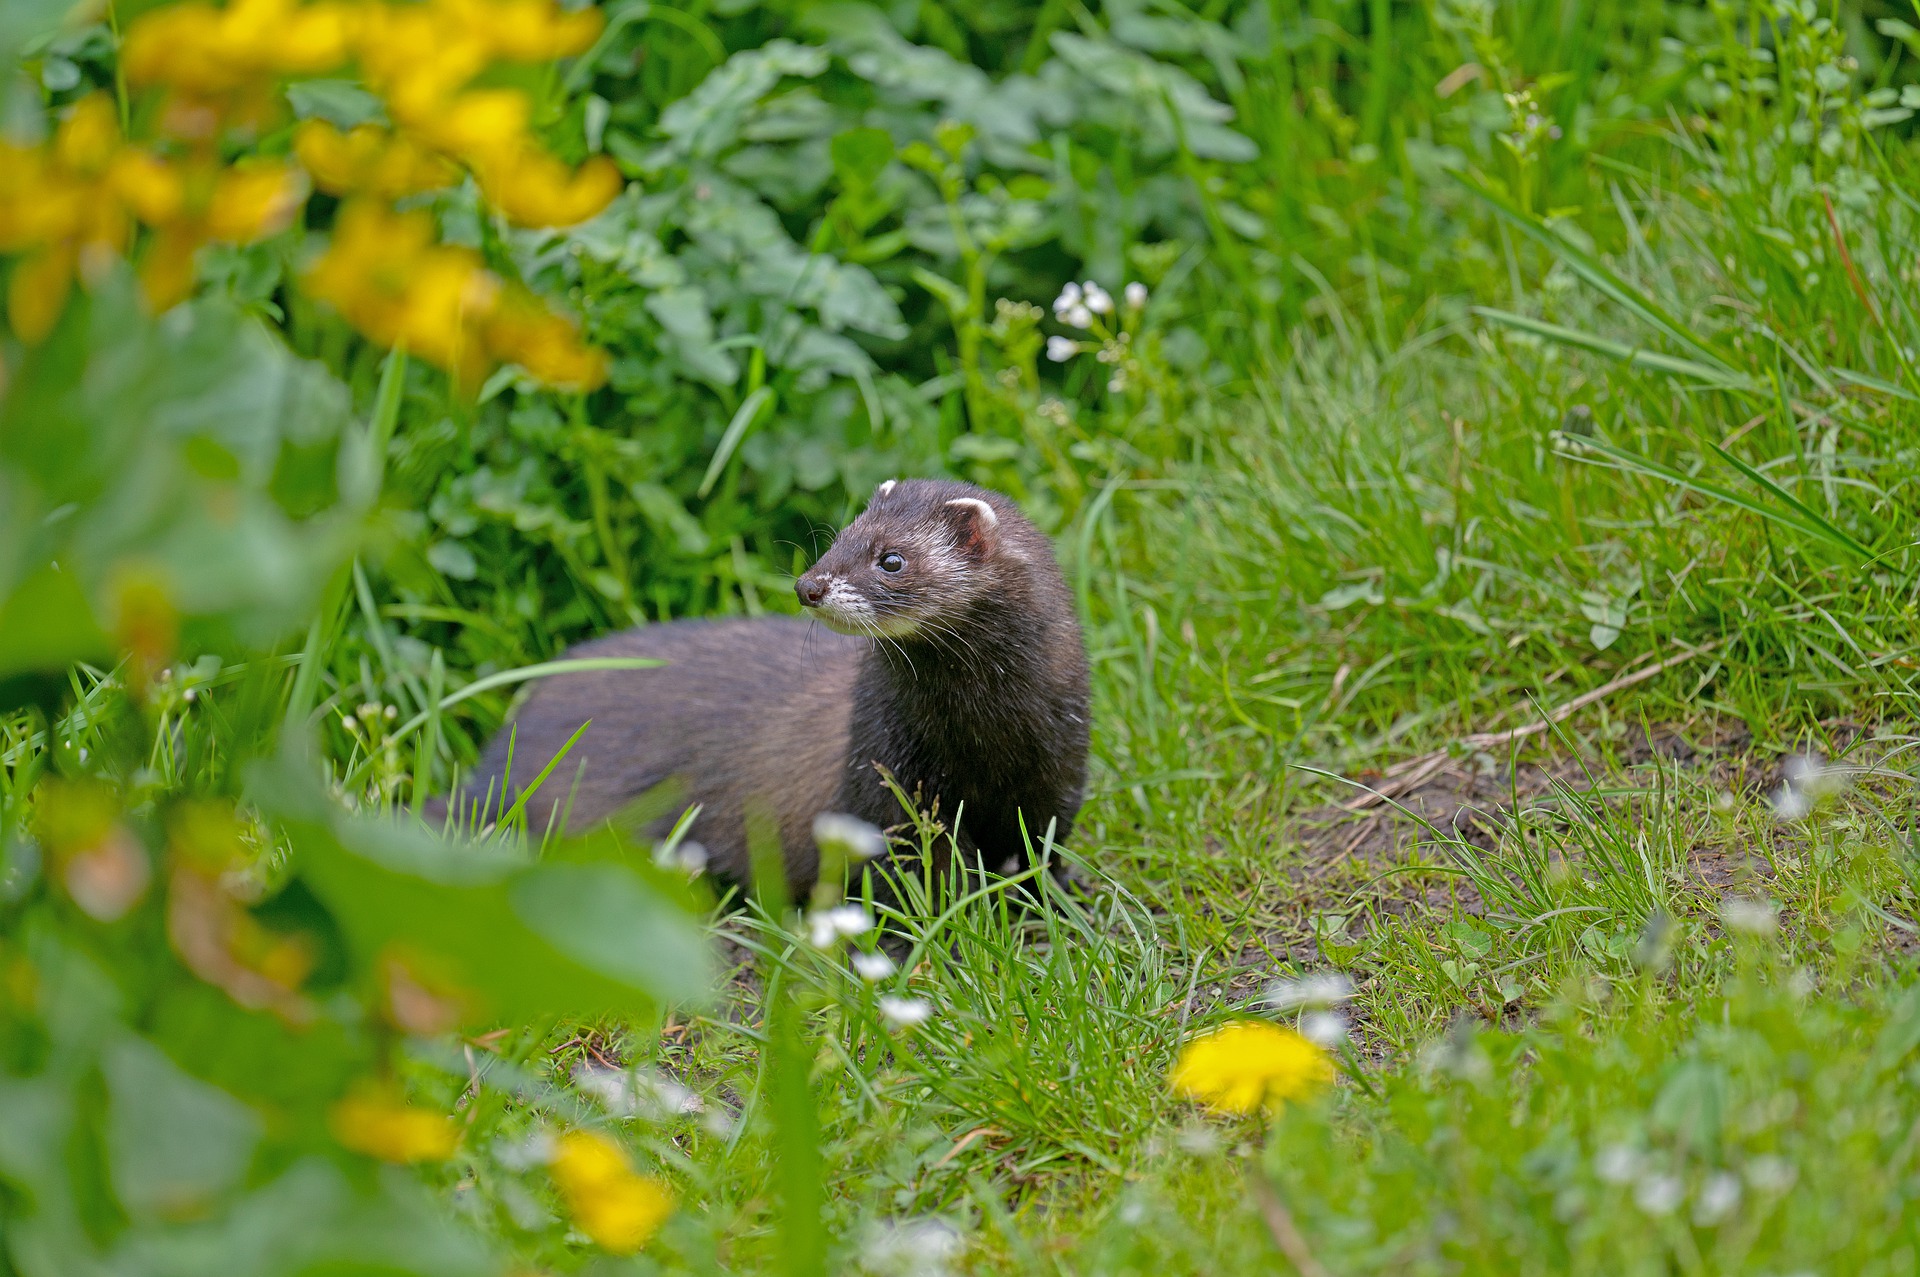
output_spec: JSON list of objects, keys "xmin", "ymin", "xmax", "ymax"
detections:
[{"xmin": 943, "ymin": 497, "xmax": 999, "ymax": 557}]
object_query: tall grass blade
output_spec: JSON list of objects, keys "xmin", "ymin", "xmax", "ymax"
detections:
[
  {"xmin": 1472, "ymin": 308, "xmax": 1756, "ymax": 390},
  {"xmin": 1561, "ymin": 435, "xmax": 1870, "ymax": 558},
  {"xmin": 1461, "ymin": 179, "xmax": 1741, "ymax": 376}
]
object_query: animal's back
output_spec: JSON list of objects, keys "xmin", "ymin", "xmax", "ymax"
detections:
[{"xmin": 470, "ymin": 617, "xmax": 862, "ymax": 882}]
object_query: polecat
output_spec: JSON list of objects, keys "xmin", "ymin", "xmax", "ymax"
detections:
[{"xmin": 460, "ymin": 479, "xmax": 1091, "ymax": 894}]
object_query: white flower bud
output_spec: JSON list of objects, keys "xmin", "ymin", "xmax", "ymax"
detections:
[
  {"xmin": 813, "ymin": 812, "xmax": 886, "ymax": 862},
  {"xmin": 1083, "ymin": 282, "xmax": 1113, "ymax": 314},
  {"xmin": 1051, "ymin": 282, "xmax": 1082, "ymax": 314},
  {"xmin": 1065, "ymin": 304, "xmax": 1093, "ymax": 329},
  {"xmin": 878, "ymin": 995, "xmax": 933, "ymax": 1027},
  {"xmin": 1046, "ymin": 335, "xmax": 1078, "ymax": 362},
  {"xmin": 1124, "ymin": 280, "xmax": 1148, "ymax": 309}
]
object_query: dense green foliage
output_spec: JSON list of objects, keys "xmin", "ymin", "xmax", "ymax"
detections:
[{"xmin": 10, "ymin": 0, "xmax": 1920, "ymax": 1273}]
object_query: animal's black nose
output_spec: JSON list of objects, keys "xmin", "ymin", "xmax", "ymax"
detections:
[{"xmin": 796, "ymin": 576, "xmax": 827, "ymax": 607}]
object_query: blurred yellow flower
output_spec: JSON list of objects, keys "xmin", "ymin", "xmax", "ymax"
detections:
[
  {"xmin": 548, "ymin": 1130, "xmax": 674, "ymax": 1254},
  {"xmin": 295, "ymin": 121, "xmax": 459, "ymax": 199},
  {"xmin": 330, "ymin": 1090, "xmax": 461, "ymax": 1163},
  {"xmin": 8, "ymin": 248, "xmax": 76, "ymax": 344},
  {"xmin": 476, "ymin": 149, "xmax": 623, "ymax": 229},
  {"xmin": 123, "ymin": 0, "xmax": 355, "ymax": 93},
  {"xmin": 486, "ymin": 298, "xmax": 610, "ymax": 389},
  {"xmin": 305, "ymin": 201, "xmax": 605, "ymax": 389},
  {"xmin": 204, "ymin": 162, "xmax": 310, "ymax": 243},
  {"xmin": 1170, "ymin": 1021, "xmax": 1335, "ymax": 1115}
]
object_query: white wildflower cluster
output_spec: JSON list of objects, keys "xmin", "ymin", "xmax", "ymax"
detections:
[
  {"xmin": 1593, "ymin": 1143, "xmax": 1778, "ymax": 1228},
  {"xmin": 1770, "ymin": 752, "xmax": 1846, "ymax": 821},
  {"xmin": 851, "ymin": 950, "xmax": 897, "ymax": 982},
  {"xmin": 1048, "ymin": 279, "xmax": 1151, "ymax": 392},
  {"xmin": 572, "ymin": 1063, "xmax": 704, "ymax": 1120},
  {"xmin": 1264, "ymin": 970, "xmax": 1355, "ymax": 1046},
  {"xmin": 340, "ymin": 700, "xmax": 400, "ymax": 735}
]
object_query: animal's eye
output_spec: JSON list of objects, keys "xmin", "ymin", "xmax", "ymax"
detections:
[{"xmin": 878, "ymin": 552, "xmax": 906, "ymax": 573}]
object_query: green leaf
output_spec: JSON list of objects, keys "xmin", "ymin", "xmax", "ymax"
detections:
[
  {"xmin": 104, "ymin": 1034, "xmax": 262, "ymax": 1221},
  {"xmin": 251, "ymin": 755, "xmax": 713, "ymax": 1022},
  {"xmin": 831, "ymin": 126, "xmax": 894, "ymax": 189}
]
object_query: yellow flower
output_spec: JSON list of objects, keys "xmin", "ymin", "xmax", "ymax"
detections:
[
  {"xmin": 330, "ymin": 1090, "xmax": 461, "ymax": 1163},
  {"xmin": 451, "ymin": 0, "xmax": 603, "ymax": 60},
  {"xmin": 486, "ymin": 298, "xmax": 608, "ymax": 390},
  {"xmin": 474, "ymin": 149, "xmax": 623, "ymax": 229},
  {"xmin": 294, "ymin": 121, "xmax": 459, "ymax": 199},
  {"xmin": 548, "ymin": 1130, "xmax": 674, "ymax": 1254},
  {"xmin": 1170, "ymin": 1021, "xmax": 1335, "ymax": 1115},
  {"xmin": 122, "ymin": 0, "xmax": 354, "ymax": 93},
  {"xmin": 204, "ymin": 161, "xmax": 309, "ymax": 243},
  {"xmin": 8, "ymin": 246, "xmax": 75, "ymax": 344}
]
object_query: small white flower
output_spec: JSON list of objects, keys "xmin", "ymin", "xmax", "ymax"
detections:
[
  {"xmin": 1694, "ymin": 1171, "xmax": 1742, "ymax": 1226},
  {"xmin": 878, "ymin": 995, "xmax": 933, "ymax": 1027},
  {"xmin": 809, "ymin": 903, "xmax": 876, "ymax": 948},
  {"xmin": 814, "ymin": 812, "xmax": 887, "ymax": 863},
  {"xmin": 1773, "ymin": 752, "xmax": 1843, "ymax": 820},
  {"xmin": 1595, "ymin": 1143, "xmax": 1640, "ymax": 1184},
  {"xmin": 1770, "ymin": 783, "xmax": 1812, "ymax": 821},
  {"xmin": 1634, "ymin": 1173, "xmax": 1684, "ymax": 1216},
  {"xmin": 1082, "ymin": 282, "xmax": 1113, "ymax": 314},
  {"xmin": 491, "ymin": 1128, "xmax": 557, "ymax": 1170},
  {"xmin": 1720, "ymin": 896, "xmax": 1779, "ymax": 936},
  {"xmin": 182, "ymin": 687, "xmax": 197, "ymax": 703},
  {"xmin": 1065, "ymin": 304, "xmax": 1093, "ymax": 329},
  {"xmin": 1301, "ymin": 1010, "xmax": 1348, "ymax": 1046},
  {"xmin": 341, "ymin": 715, "xmax": 358, "ymax": 732},
  {"xmin": 1051, "ymin": 282, "xmax": 1081, "ymax": 314},
  {"xmin": 1045, "ymin": 335, "xmax": 1078, "ymax": 362},
  {"xmin": 653, "ymin": 838, "xmax": 708, "ymax": 875},
  {"xmin": 852, "ymin": 950, "xmax": 897, "ymax": 982},
  {"xmin": 859, "ymin": 1217, "xmax": 962, "ymax": 1276},
  {"xmin": 1124, "ymin": 280, "xmax": 1148, "ymax": 309},
  {"xmin": 384, "ymin": 704, "xmax": 397, "ymax": 721},
  {"xmin": 1745, "ymin": 1155, "xmax": 1797, "ymax": 1193},
  {"xmin": 1264, "ymin": 972, "xmax": 1354, "ymax": 1011}
]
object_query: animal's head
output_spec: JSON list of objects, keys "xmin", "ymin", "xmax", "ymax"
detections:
[{"xmin": 794, "ymin": 479, "xmax": 1014, "ymax": 638}]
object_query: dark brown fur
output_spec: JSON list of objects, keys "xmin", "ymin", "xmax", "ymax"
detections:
[{"xmin": 461, "ymin": 480, "xmax": 1091, "ymax": 894}]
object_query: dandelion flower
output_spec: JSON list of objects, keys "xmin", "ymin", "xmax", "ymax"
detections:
[
  {"xmin": 330, "ymin": 1091, "xmax": 460, "ymax": 1163},
  {"xmin": 879, "ymin": 995, "xmax": 933, "ymax": 1027},
  {"xmin": 1045, "ymin": 335, "xmax": 1078, "ymax": 362},
  {"xmin": 1169, "ymin": 1021, "xmax": 1334, "ymax": 1115},
  {"xmin": 548, "ymin": 1129, "xmax": 674, "ymax": 1254}
]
